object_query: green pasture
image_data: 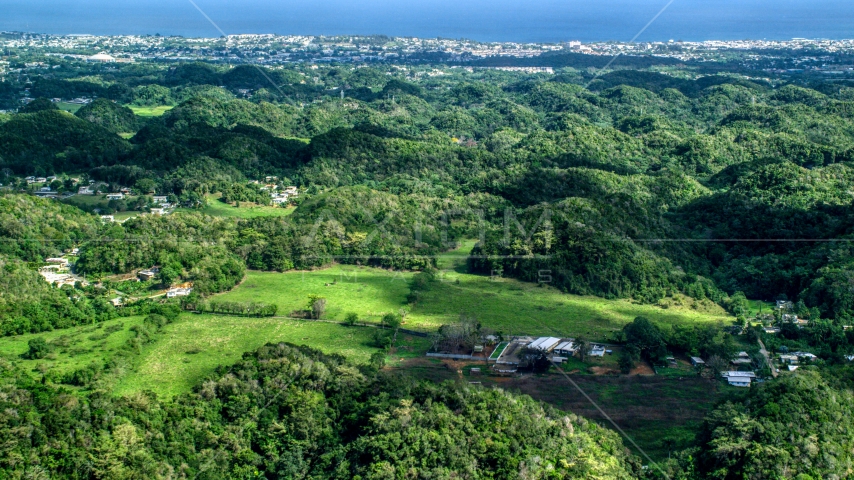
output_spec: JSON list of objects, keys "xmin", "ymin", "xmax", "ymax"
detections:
[
  {"xmin": 0, "ymin": 317, "xmax": 144, "ymax": 379},
  {"xmin": 113, "ymin": 314, "xmax": 379, "ymax": 398},
  {"xmin": 179, "ymin": 194, "xmax": 295, "ymax": 218},
  {"xmin": 129, "ymin": 105, "xmax": 174, "ymax": 117}
]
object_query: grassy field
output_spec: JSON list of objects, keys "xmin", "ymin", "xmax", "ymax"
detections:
[
  {"xmin": 747, "ymin": 299, "xmax": 776, "ymax": 317},
  {"xmin": 0, "ymin": 317, "xmax": 144, "ymax": 380},
  {"xmin": 56, "ymin": 102, "xmax": 83, "ymax": 113},
  {"xmin": 216, "ymin": 259, "xmax": 733, "ymax": 341},
  {"xmin": 129, "ymin": 105, "xmax": 174, "ymax": 117},
  {"xmin": 113, "ymin": 314, "xmax": 379, "ymax": 398},
  {"xmin": 178, "ymin": 194, "xmax": 295, "ymax": 218},
  {"xmin": 217, "ymin": 267, "xmax": 413, "ymax": 323}
]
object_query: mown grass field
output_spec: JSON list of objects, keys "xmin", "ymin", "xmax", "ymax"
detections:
[
  {"xmin": 112, "ymin": 314, "xmax": 379, "ymax": 398},
  {"xmin": 129, "ymin": 105, "xmax": 174, "ymax": 117},
  {"xmin": 0, "ymin": 317, "xmax": 144, "ymax": 379}
]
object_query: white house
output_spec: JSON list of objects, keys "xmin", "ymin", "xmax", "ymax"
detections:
[
  {"xmin": 727, "ymin": 376, "xmax": 752, "ymax": 387},
  {"xmin": 791, "ymin": 351, "xmax": 817, "ymax": 361},
  {"xmin": 78, "ymin": 186, "xmax": 95, "ymax": 195},
  {"xmin": 589, "ymin": 345, "xmax": 606, "ymax": 357},
  {"xmin": 722, "ymin": 371, "xmax": 755, "ymax": 387},
  {"xmin": 106, "ymin": 193, "xmax": 124, "ymax": 200},
  {"xmin": 100, "ymin": 215, "xmax": 115, "ymax": 222},
  {"xmin": 167, "ymin": 287, "xmax": 193, "ymax": 298},
  {"xmin": 779, "ymin": 354, "xmax": 799, "ymax": 365},
  {"xmin": 152, "ymin": 196, "xmax": 168, "ymax": 204}
]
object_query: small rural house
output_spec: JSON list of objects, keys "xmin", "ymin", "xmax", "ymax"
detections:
[
  {"xmin": 167, "ymin": 287, "xmax": 193, "ymax": 298},
  {"xmin": 690, "ymin": 356, "xmax": 706, "ymax": 367},
  {"xmin": 589, "ymin": 345, "xmax": 606, "ymax": 357},
  {"xmin": 138, "ymin": 268, "xmax": 158, "ymax": 281},
  {"xmin": 722, "ymin": 371, "xmax": 755, "ymax": 387}
]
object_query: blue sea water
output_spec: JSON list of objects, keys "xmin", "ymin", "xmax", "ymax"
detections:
[{"xmin": 2, "ymin": 0, "xmax": 853, "ymax": 42}]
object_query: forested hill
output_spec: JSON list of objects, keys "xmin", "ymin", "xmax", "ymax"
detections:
[
  {"xmin": 0, "ymin": 343, "xmax": 639, "ymax": 479},
  {"xmin": 3, "ymin": 66, "xmax": 854, "ymax": 323}
]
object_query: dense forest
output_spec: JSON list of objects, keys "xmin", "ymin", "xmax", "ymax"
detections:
[
  {"xmin": 0, "ymin": 343, "xmax": 639, "ymax": 479},
  {"xmin": 2, "ymin": 57, "xmax": 854, "ymax": 478}
]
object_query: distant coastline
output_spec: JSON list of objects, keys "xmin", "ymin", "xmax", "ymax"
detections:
[{"xmin": 2, "ymin": 0, "xmax": 852, "ymax": 43}]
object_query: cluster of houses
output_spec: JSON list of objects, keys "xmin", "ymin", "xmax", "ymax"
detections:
[
  {"xmin": 777, "ymin": 351, "xmax": 818, "ymax": 372},
  {"xmin": 25, "ymin": 175, "xmax": 57, "ymax": 185},
  {"xmin": 270, "ymin": 186, "xmax": 299, "ymax": 205},
  {"xmin": 251, "ymin": 178, "xmax": 299, "ymax": 205},
  {"xmin": 38, "ymin": 250, "xmax": 86, "ymax": 287}
]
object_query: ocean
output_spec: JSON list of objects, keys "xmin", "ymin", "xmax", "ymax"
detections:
[{"xmin": 2, "ymin": 0, "xmax": 853, "ymax": 42}]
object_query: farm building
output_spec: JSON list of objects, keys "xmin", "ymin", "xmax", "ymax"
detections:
[
  {"xmin": 554, "ymin": 341, "xmax": 576, "ymax": 356},
  {"xmin": 527, "ymin": 337, "xmax": 562, "ymax": 352},
  {"xmin": 722, "ymin": 371, "xmax": 756, "ymax": 387},
  {"xmin": 690, "ymin": 356, "xmax": 705, "ymax": 366},
  {"xmin": 721, "ymin": 371, "xmax": 756, "ymax": 387},
  {"xmin": 727, "ymin": 376, "xmax": 752, "ymax": 387},
  {"xmin": 731, "ymin": 351, "xmax": 752, "ymax": 365}
]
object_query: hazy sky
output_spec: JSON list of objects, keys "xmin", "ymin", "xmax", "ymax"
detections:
[{"xmin": 3, "ymin": 0, "xmax": 853, "ymax": 42}]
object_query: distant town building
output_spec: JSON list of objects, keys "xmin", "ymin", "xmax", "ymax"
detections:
[{"xmin": 87, "ymin": 53, "xmax": 116, "ymax": 63}]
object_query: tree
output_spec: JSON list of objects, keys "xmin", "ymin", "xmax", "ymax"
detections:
[
  {"xmin": 381, "ymin": 313, "xmax": 401, "ymax": 331},
  {"xmin": 727, "ymin": 291, "xmax": 750, "ymax": 317},
  {"xmin": 623, "ymin": 316, "xmax": 666, "ymax": 363},
  {"xmin": 576, "ymin": 337, "xmax": 590, "ymax": 362},
  {"xmin": 23, "ymin": 337, "xmax": 52, "ymax": 359},
  {"xmin": 157, "ymin": 265, "xmax": 181, "ymax": 287},
  {"xmin": 344, "ymin": 312, "xmax": 359, "ymax": 326},
  {"xmin": 307, "ymin": 294, "xmax": 327, "ymax": 319},
  {"xmin": 618, "ymin": 345, "xmax": 639, "ymax": 373},
  {"xmin": 706, "ymin": 355, "xmax": 728, "ymax": 377}
]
